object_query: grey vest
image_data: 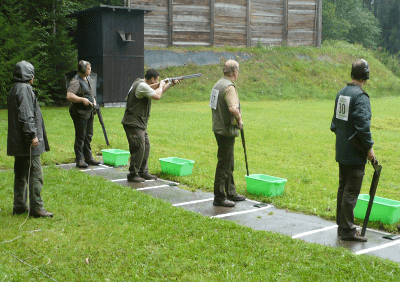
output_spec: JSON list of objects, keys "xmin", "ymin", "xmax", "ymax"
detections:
[
  {"xmin": 211, "ymin": 77, "xmax": 239, "ymax": 137},
  {"xmin": 121, "ymin": 79, "xmax": 152, "ymax": 129}
]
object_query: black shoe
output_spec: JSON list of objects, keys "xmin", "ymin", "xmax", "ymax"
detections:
[
  {"xmin": 213, "ymin": 199, "xmax": 235, "ymax": 207},
  {"xmin": 127, "ymin": 173, "xmax": 145, "ymax": 183},
  {"xmin": 30, "ymin": 209, "xmax": 53, "ymax": 218},
  {"xmin": 227, "ymin": 194, "xmax": 246, "ymax": 201},
  {"xmin": 337, "ymin": 228, "xmax": 342, "ymax": 236},
  {"xmin": 139, "ymin": 172, "xmax": 157, "ymax": 180},
  {"xmin": 341, "ymin": 231, "xmax": 367, "ymax": 242},
  {"xmin": 13, "ymin": 207, "xmax": 29, "ymax": 215},
  {"xmin": 85, "ymin": 158, "xmax": 100, "ymax": 166},
  {"xmin": 76, "ymin": 160, "xmax": 89, "ymax": 168}
]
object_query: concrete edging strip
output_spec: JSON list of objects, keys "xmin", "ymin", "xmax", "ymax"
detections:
[
  {"xmin": 292, "ymin": 225, "xmax": 338, "ymax": 239},
  {"xmin": 173, "ymin": 198, "xmax": 214, "ymax": 207},
  {"xmin": 355, "ymin": 240, "xmax": 400, "ymax": 255},
  {"xmin": 137, "ymin": 185, "xmax": 170, "ymax": 191},
  {"xmin": 211, "ymin": 206, "xmax": 272, "ymax": 218}
]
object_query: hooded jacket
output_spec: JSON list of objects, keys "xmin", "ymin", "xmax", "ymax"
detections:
[{"xmin": 7, "ymin": 61, "xmax": 50, "ymax": 156}]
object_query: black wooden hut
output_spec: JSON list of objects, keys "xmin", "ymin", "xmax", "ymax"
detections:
[{"xmin": 67, "ymin": 5, "xmax": 152, "ymax": 106}]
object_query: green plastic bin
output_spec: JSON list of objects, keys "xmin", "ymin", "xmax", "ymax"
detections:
[
  {"xmin": 101, "ymin": 149, "xmax": 130, "ymax": 166},
  {"xmin": 354, "ymin": 194, "xmax": 400, "ymax": 224},
  {"xmin": 159, "ymin": 157, "xmax": 195, "ymax": 176},
  {"xmin": 245, "ymin": 174, "xmax": 287, "ymax": 197}
]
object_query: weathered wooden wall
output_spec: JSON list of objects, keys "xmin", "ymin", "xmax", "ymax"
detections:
[{"xmin": 128, "ymin": 0, "xmax": 321, "ymax": 48}]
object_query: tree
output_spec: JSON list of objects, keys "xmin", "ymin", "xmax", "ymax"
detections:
[
  {"xmin": 0, "ymin": 0, "xmax": 124, "ymax": 108},
  {"xmin": 322, "ymin": 0, "xmax": 381, "ymax": 49}
]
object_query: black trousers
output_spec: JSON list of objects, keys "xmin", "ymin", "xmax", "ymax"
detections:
[
  {"xmin": 123, "ymin": 125, "xmax": 150, "ymax": 175},
  {"xmin": 71, "ymin": 115, "xmax": 94, "ymax": 161},
  {"xmin": 14, "ymin": 155, "xmax": 44, "ymax": 213},
  {"xmin": 213, "ymin": 133, "xmax": 238, "ymax": 201},
  {"xmin": 336, "ymin": 163, "xmax": 365, "ymax": 238}
]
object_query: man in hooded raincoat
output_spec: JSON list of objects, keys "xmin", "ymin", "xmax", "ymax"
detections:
[{"xmin": 7, "ymin": 61, "xmax": 53, "ymax": 218}]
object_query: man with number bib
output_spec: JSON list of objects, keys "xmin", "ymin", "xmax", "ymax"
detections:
[
  {"xmin": 210, "ymin": 60, "xmax": 246, "ymax": 207},
  {"xmin": 331, "ymin": 59, "xmax": 376, "ymax": 242}
]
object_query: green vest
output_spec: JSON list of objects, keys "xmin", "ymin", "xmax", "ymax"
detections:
[
  {"xmin": 121, "ymin": 79, "xmax": 152, "ymax": 129},
  {"xmin": 210, "ymin": 77, "xmax": 239, "ymax": 137}
]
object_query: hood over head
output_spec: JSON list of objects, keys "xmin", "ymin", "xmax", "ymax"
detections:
[{"xmin": 13, "ymin": 61, "xmax": 35, "ymax": 82}]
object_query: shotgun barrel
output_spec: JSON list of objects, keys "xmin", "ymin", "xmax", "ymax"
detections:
[
  {"xmin": 94, "ymin": 105, "xmax": 110, "ymax": 146},
  {"xmin": 361, "ymin": 160, "xmax": 382, "ymax": 237},
  {"xmin": 164, "ymin": 73, "xmax": 202, "ymax": 83}
]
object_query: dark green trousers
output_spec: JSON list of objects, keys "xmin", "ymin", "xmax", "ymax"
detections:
[
  {"xmin": 213, "ymin": 133, "xmax": 238, "ymax": 201},
  {"xmin": 336, "ymin": 163, "xmax": 365, "ymax": 238},
  {"xmin": 123, "ymin": 125, "xmax": 150, "ymax": 175},
  {"xmin": 13, "ymin": 155, "xmax": 44, "ymax": 213}
]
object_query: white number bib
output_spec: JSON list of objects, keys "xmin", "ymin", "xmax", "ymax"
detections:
[
  {"xmin": 336, "ymin": 95, "xmax": 351, "ymax": 121},
  {"xmin": 209, "ymin": 89, "xmax": 219, "ymax": 110}
]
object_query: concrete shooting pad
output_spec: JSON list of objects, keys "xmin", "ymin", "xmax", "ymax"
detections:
[{"xmin": 58, "ymin": 161, "xmax": 400, "ymax": 263}]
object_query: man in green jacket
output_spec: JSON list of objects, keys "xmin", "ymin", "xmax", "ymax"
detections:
[
  {"xmin": 210, "ymin": 60, "xmax": 246, "ymax": 207},
  {"xmin": 331, "ymin": 59, "xmax": 376, "ymax": 242}
]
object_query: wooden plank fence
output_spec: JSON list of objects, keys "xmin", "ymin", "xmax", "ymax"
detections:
[{"xmin": 127, "ymin": 0, "xmax": 322, "ymax": 48}]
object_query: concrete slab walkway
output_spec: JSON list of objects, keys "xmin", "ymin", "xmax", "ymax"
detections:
[{"xmin": 58, "ymin": 162, "xmax": 400, "ymax": 263}]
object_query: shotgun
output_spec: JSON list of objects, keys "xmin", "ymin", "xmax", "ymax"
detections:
[
  {"xmin": 361, "ymin": 159, "xmax": 382, "ymax": 237},
  {"xmin": 240, "ymin": 127, "xmax": 250, "ymax": 176},
  {"xmin": 94, "ymin": 105, "xmax": 110, "ymax": 146},
  {"xmin": 145, "ymin": 73, "xmax": 202, "ymax": 89},
  {"xmin": 164, "ymin": 73, "xmax": 202, "ymax": 83}
]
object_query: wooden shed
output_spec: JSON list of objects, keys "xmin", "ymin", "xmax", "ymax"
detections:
[
  {"xmin": 126, "ymin": 0, "xmax": 322, "ymax": 48},
  {"xmin": 67, "ymin": 5, "xmax": 151, "ymax": 106}
]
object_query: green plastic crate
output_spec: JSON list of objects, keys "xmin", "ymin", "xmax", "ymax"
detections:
[
  {"xmin": 354, "ymin": 194, "xmax": 400, "ymax": 225},
  {"xmin": 101, "ymin": 149, "xmax": 130, "ymax": 166},
  {"xmin": 245, "ymin": 174, "xmax": 287, "ymax": 197},
  {"xmin": 159, "ymin": 157, "xmax": 195, "ymax": 176}
]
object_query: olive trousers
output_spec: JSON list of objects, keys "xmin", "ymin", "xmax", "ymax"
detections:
[
  {"xmin": 213, "ymin": 133, "xmax": 238, "ymax": 202},
  {"xmin": 123, "ymin": 125, "xmax": 150, "ymax": 175},
  {"xmin": 13, "ymin": 155, "xmax": 44, "ymax": 213},
  {"xmin": 336, "ymin": 163, "xmax": 366, "ymax": 238}
]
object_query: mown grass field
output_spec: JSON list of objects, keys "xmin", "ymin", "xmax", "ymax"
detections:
[{"xmin": 1, "ymin": 41, "xmax": 400, "ymax": 280}]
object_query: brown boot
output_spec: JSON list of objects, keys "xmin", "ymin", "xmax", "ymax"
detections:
[
  {"xmin": 227, "ymin": 194, "xmax": 246, "ymax": 201},
  {"xmin": 341, "ymin": 231, "xmax": 367, "ymax": 242},
  {"xmin": 139, "ymin": 172, "xmax": 157, "ymax": 180},
  {"xmin": 30, "ymin": 209, "xmax": 53, "ymax": 218},
  {"xmin": 85, "ymin": 158, "xmax": 100, "ymax": 166},
  {"xmin": 213, "ymin": 199, "xmax": 235, "ymax": 207},
  {"xmin": 127, "ymin": 173, "xmax": 145, "ymax": 183},
  {"xmin": 76, "ymin": 160, "xmax": 89, "ymax": 168}
]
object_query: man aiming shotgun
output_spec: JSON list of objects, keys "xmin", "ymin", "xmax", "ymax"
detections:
[{"xmin": 121, "ymin": 69, "xmax": 181, "ymax": 183}]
